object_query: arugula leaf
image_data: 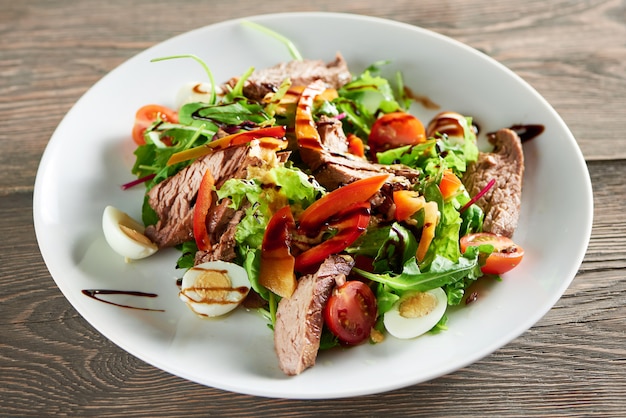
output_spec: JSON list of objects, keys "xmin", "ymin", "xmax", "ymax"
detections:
[
  {"xmin": 131, "ymin": 121, "xmax": 217, "ymax": 183},
  {"xmin": 348, "ymin": 222, "xmax": 419, "ymax": 274},
  {"xmin": 353, "ymin": 246, "xmax": 483, "ymax": 293},
  {"xmin": 376, "ymin": 140, "xmax": 436, "ymax": 168},
  {"xmin": 375, "ymin": 282, "xmax": 401, "ymax": 315},
  {"xmin": 334, "ymin": 61, "xmax": 405, "ymax": 138},
  {"xmin": 185, "ymin": 99, "xmax": 271, "ymax": 127},
  {"xmin": 176, "ymin": 241, "xmax": 199, "ymax": 270}
]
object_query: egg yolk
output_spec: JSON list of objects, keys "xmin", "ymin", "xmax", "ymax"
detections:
[
  {"xmin": 191, "ymin": 270, "xmax": 232, "ymax": 302},
  {"xmin": 119, "ymin": 224, "xmax": 154, "ymax": 246},
  {"xmin": 399, "ymin": 292, "xmax": 437, "ymax": 318}
]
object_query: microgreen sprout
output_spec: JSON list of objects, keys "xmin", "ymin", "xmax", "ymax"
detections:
[{"xmin": 151, "ymin": 54, "xmax": 217, "ymax": 105}]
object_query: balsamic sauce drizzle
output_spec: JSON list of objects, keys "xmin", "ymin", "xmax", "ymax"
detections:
[
  {"xmin": 487, "ymin": 124, "xmax": 545, "ymax": 143},
  {"xmin": 81, "ymin": 289, "xmax": 164, "ymax": 312}
]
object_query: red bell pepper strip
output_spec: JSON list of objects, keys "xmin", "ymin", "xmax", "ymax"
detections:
[
  {"xmin": 298, "ymin": 174, "xmax": 390, "ymax": 236},
  {"xmin": 259, "ymin": 206, "xmax": 297, "ymax": 299},
  {"xmin": 167, "ymin": 125, "xmax": 287, "ymax": 166},
  {"xmin": 295, "ymin": 201, "xmax": 371, "ymax": 274},
  {"xmin": 192, "ymin": 169, "xmax": 215, "ymax": 252},
  {"xmin": 295, "ymin": 80, "xmax": 327, "ymax": 151}
]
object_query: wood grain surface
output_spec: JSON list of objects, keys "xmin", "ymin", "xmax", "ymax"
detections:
[{"xmin": 1, "ymin": 0, "xmax": 624, "ymax": 416}]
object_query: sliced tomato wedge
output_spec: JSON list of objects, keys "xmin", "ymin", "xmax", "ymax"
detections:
[
  {"xmin": 132, "ymin": 104, "xmax": 178, "ymax": 145},
  {"xmin": 324, "ymin": 281, "xmax": 378, "ymax": 345},
  {"xmin": 460, "ymin": 232, "xmax": 524, "ymax": 275}
]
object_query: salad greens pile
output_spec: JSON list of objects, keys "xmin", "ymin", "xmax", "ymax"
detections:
[{"xmin": 129, "ymin": 24, "xmax": 495, "ymax": 344}]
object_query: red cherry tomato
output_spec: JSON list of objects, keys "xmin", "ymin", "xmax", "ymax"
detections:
[
  {"xmin": 368, "ymin": 112, "xmax": 426, "ymax": 159},
  {"xmin": 132, "ymin": 104, "xmax": 178, "ymax": 145},
  {"xmin": 324, "ymin": 281, "xmax": 377, "ymax": 345},
  {"xmin": 460, "ymin": 233, "xmax": 524, "ymax": 275}
]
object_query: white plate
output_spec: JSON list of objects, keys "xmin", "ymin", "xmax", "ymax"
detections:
[{"xmin": 33, "ymin": 12, "xmax": 593, "ymax": 399}]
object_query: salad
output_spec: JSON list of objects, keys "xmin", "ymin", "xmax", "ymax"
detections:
[{"xmin": 102, "ymin": 22, "xmax": 526, "ymax": 376}]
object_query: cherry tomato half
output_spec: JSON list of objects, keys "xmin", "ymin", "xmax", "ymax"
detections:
[
  {"xmin": 131, "ymin": 104, "xmax": 178, "ymax": 145},
  {"xmin": 368, "ymin": 112, "xmax": 426, "ymax": 160},
  {"xmin": 460, "ymin": 233, "xmax": 524, "ymax": 275},
  {"xmin": 324, "ymin": 281, "xmax": 377, "ymax": 345}
]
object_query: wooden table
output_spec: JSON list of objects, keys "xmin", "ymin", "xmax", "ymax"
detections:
[{"xmin": 2, "ymin": 0, "xmax": 624, "ymax": 415}]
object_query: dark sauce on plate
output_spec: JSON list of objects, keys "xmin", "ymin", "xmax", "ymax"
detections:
[
  {"xmin": 486, "ymin": 124, "xmax": 545, "ymax": 143},
  {"xmin": 81, "ymin": 289, "xmax": 164, "ymax": 312}
]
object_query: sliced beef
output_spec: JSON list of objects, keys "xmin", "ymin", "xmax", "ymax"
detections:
[
  {"xmin": 310, "ymin": 153, "xmax": 419, "ymax": 191},
  {"xmin": 226, "ymin": 53, "xmax": 351, "ymax": 102},
  {"xmin": 316, "ymin": 114, "xmax": 349, "ymax": 154},
  {"xmin": 274, "ymin": 255, "xmax": 354, "ymax": 376},
  {"xmin": 298, "ymin": 115, "xmax": 419, "ymax": 221},
  {"xmin": 144, "ymin": 143, "xmax": 265, "ymax": 248},
  {"xmin": 462, "ymin": 128, "xmax": 524, "ymax": 237},
  {"xmin": 302, "ymin": 116, "xmax": 420, "ymax": 190}
]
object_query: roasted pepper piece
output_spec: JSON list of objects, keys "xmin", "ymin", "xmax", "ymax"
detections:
[
  {"xmin": 416, "ymin": 201, "xmax": 440, "ymax": 262},
  {"xmin": 295, "ymin": 201, "xmax": 371, "ymax": 274},
  {"xmin": 167, "ymin": 125, "xmax": 287, "ymax": 166},
  {"xmin": 259, "ymin": 206, "xmax": 297, "ymax": 299},
  {"xmin": 298, "ymin": 174, "xmax": 390, "ymax": 236},
  {"xmin": 347, "ymin": 133, "xmax": 365, "ymax": 158},
  {"xmin": 393, "ymin": 190, "xmax": 426, "ymax": 222},
  {"xmin": 265, "ymin": 85, "xmax": 338, "ymax": 117},
  {"xmin": 439, "ymin": 169, "xmax": 462, "ymax": 200},
  {"xmin": 295, "ymin": 80, "xmax": 327, "ymax": 151},
  {"xmin": 193, "ymin": 169, "xmax": 215, "ymax": 252}
]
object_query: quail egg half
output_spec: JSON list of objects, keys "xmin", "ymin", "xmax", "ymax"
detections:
[
  {"xmin": 179, "ymin": 261, "xmax": 251, "ymax": 318},
  {"xmin": 383, "ymin": 287, "xmax": 448, "ymax": 339},
  {"xmin": 102, "ymin": 205, "xmax": 158, "ymax": 261}
]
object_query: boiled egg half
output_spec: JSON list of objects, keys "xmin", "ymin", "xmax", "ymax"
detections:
[
  {"xmin": 179, "ymin": 260, "xmax": 251, "ymax": 318},
  {"xmin": 102, "ymin": 205, "xmax": 158, "ymax": 261},
  {"xmin": 383, "ymin": 287, "xmax": 448, "ymax": 339}
]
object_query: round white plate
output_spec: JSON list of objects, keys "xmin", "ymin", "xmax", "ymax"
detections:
[{"xmin": 33, "ymin": 12, "xmax": 593, "ymax": 399}]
